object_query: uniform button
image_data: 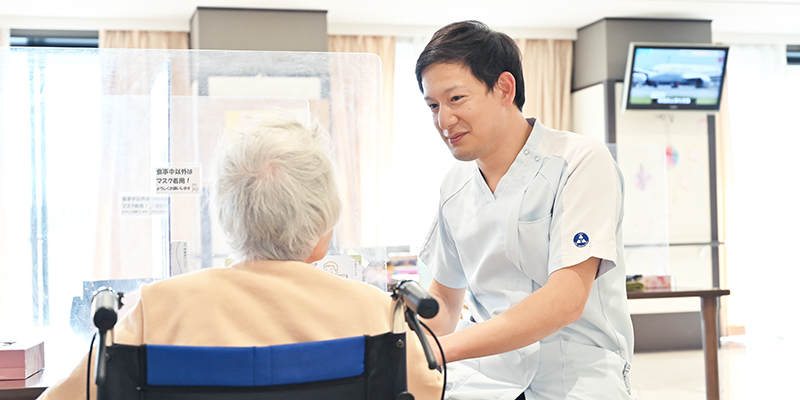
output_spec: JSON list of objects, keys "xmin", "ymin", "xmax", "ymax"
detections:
[
  {"xmin": 535, "ymin": 156, "xmax": 541, "ymax": 162},
  {"xmin": 523, "ymin": 149, "xmax": 530, "ymax": 155}
]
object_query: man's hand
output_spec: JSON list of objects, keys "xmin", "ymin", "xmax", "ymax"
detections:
[
  {"xmin": 435, "ymin": 257, "xmax": 600, "ymax": 364},
  {"xmin": 423, "ymin": 333, "xmax": 445, "ymax": 366}
]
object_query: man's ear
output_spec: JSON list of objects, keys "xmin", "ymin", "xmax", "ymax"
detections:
[{"xmin": 495, "ymin": 71, "xmax": 517, "ymax": 107}]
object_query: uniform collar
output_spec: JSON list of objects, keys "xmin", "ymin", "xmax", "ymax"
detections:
[{"xmin": 476, "ymin": 118, "xmax": 545, "ymax": 201}]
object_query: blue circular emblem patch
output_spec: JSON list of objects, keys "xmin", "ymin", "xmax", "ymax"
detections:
[{"xmin": 573, "ymin": 232, "xmax": 589, "ymax": 248}]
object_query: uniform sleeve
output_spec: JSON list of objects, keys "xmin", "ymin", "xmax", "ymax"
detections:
[
  {"xmin": 37, "ymin": 298, "xmax": 146, "ymax": 400},
  {"xmin": 418, "ymin": 212, "xmax": 467, "ymax": 289},
  {"xmin": 550, "ymin": 138, "xmax": 624, "ymax": 277}
]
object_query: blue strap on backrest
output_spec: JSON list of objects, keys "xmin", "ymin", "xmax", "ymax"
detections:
[{"xmin": 146, "ymin": 336, "xmax": 366, "ymax": 387}]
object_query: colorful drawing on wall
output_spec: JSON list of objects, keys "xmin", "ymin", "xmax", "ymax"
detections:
[
  {"xmin": 611, "ymin": 143, "xmax": 670, "ymax": 277},
  {"xmin": 666, "ymin": 145, "xmax": 679, "ymax": 166},
  {"xmin": 635, "ymin": 163, "xmax": 653, "ymax": 191}
]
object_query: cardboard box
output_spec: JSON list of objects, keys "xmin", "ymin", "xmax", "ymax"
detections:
[{"xmin": 0, "ymin": 340, "xmax": 45, "ymax": 380}]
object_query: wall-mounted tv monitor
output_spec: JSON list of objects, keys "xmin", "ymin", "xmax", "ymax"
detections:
[{"xmin": 621, "ymin": 42, "xmax": 729, "ymax": 112}]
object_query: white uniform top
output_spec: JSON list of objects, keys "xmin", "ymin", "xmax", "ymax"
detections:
[{"xmin": 419, "ymin": 119, "xmax": 634, "ymax": 400}]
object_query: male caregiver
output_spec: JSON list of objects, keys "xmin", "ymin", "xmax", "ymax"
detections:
[{"xmin": 416, "ymin": 20, "xmax": 634, "ymax": 400}]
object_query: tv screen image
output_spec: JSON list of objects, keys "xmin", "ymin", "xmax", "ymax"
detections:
[{"xmin": 622, "ymin": 43, "xmax": 729, "ymax": 112}]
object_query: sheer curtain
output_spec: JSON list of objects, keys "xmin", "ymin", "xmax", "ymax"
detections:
[
  {"xmin": 94, "ymin": 32, "xmax": 190, "ymax": 279},
  {"xmin": 383, "ymin": 37, "xmax": 455, "ymax": 250},
  {"xmin": 328, "ymin": 35, "xmax": 395, "ymax": 246},
  {"xmin": 328, "ymin": 35, "xmax": 395, "ymax": 154},
  {"xmin": 724, "ymin": 44, "xmax": 800, "ymax": 344},
  {"xmin": 1, "ymin": 49, "xmax": 104, "ymax": 336},
  {"xmin": 99, "ymin": 31, "xmax": 189, "ymax": 50},
  {"xmin": 0, "ymin": 58, "xmax": 8, "ymax": 328},
  {"xmin": 515, "ymin": 39, "xmax": 573, "ymax": 130}
]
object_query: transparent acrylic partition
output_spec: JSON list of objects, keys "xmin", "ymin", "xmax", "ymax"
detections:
[
  {"xmin": 0, "ymin": 48, "xmax": 388, "ymax": 344},
  {"xmin": 608, "ymin": 143, "xmax": 671, "ymax": 279}
]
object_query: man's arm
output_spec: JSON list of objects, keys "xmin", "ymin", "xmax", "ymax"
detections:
[
  {"xmin": 423, "ymin": 279, "xmax": 467, "ymax": 336},
  {"xmin": 435, "ymin": 257, "xmax": 599, "ymax": 365}
]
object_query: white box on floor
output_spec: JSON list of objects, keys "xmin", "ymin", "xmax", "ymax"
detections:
[{"xmin": 0, "ymin": 340, "xmax": 45, "ymax": 380}]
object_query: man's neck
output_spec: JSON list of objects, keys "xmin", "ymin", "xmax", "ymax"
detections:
[{"xmin": 477, "ymin": 115, "xmax": 533, "ymax": 193}]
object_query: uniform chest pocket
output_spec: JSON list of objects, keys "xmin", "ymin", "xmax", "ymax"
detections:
[
  {"xmin": 518, "ymin": 160, "xmax": 561, "ymax": 222},
  {"xmin": 517, "ymin": 216, "xmax": 552, "ymax": 286},
  {"xmin": 506, "ymin": 189, "xmax": 556, "ymax": 286},
  {"xmin": 506, "ymin": 161, "xmax": 562, "ymax": 286}
]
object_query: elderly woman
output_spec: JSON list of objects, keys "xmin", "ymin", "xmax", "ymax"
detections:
[{"xmin": 38, "ymin": 116, "xmax": 443, "ymax": 400}]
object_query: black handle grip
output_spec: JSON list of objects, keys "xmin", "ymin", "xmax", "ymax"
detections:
[
  {"xmin": 405, "ymin": 309, "xmax": 439, "ymax": 370},
  {"xmin": 92, "ymin": 287, "xmax": 119, "ymax": 387},
  {"xmin": 92, "ymin": 287, "xmax": 119, "ymax": 332},
  {"xmin": 395, "ymin": 280, "xmax": 439, "ymax": 319}
]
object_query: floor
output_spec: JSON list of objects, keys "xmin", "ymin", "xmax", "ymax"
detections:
[{"xmin": 629, "ymin": 335, "xmax": 799, "ymax": 399}]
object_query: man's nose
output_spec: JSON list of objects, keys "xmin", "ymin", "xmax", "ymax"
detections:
[{"xmin": 437, "ymin": 106, "xmax": 456, "ymax": 132}]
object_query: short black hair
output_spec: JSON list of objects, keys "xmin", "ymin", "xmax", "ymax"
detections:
[{"xmin": 415, "ymin": 20, "xmax": 525, "ymax": 111}]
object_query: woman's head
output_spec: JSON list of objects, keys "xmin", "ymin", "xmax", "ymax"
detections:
[{"xmin": 214, "ymin": 116, "xmax": 341, "ymax": 262}]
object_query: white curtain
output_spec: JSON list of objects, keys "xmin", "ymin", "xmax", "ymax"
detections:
[
  {"xmin": 99, "ymin": 30, "xmax": 189, "ymax": 50},
  {"xmin": 515, "ymin": 39, "xmax": 573, "ymax": 130},
  {"xmin": 383, "ymin": 37, "xmax": 456, "ymax": 250},
  {"xmin": 92, "ymin": 31, "xmax": 191, "ymax": 280},
  {"xmin": 725, "ymin": 44, "xmax": 800, "ymax": 343},
  {"xmin": 327, "ymin": 35, "xmax": 395, "ymax": 247}
]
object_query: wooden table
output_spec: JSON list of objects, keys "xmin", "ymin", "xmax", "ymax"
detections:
[
  {"xmin": 0, "ymin": 338, "xmax": 84, "ymax": 400},
  {"xmin": 0, "ymin": 369, "xmax": 48, "ymax": 400},
  {"xmin": 628, "ymin": 288, "xmax": 731, "ymax": 400}
]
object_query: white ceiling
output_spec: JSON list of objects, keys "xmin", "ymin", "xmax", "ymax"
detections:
[{"xmin": 1, "ymin": 0, "xmax": 799, "ymax": 41}]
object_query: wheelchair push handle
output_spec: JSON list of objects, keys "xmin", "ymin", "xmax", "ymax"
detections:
[
  {"xmin": 92, "ymin": 287, "xmax": 121, "ymax": 332},
  {"xmin": 390, "ymin": 280, "xmax": 441, "ymax": 370},
  {"xmin": 91, "ymin": 287, "xmax": 123, "ymax": 387},
  {"xmin": 391, "ymin": 280, "xmax": 439, "ymax": 319}
]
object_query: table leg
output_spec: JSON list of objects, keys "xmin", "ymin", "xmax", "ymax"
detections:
[{"xmin": 700, "ymin": 296, "xmax": 721, "ymax": 400}]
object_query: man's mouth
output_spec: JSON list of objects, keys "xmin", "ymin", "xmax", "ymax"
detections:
[{"xmin": 446, "ymin": 131, "xmax": 466, "ymax": 144}]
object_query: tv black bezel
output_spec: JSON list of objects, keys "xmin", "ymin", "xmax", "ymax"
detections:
[{"xmin": 621, "ymin": 42, "xmax": 730, "ymax": 113}]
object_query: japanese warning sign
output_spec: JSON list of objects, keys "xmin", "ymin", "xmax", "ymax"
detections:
[{"xmin": 154, "ymin": 165, "xmax": 201, "ymax": 195}]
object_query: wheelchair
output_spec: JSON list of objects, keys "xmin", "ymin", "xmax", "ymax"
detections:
[{"xmin": 90, "ymin": 280, "xmax": 441, "ymax": 400}]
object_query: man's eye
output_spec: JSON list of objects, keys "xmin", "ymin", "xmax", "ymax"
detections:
[
  {"xmin": 428, "ymin": 103, "xmax": 439, "ymax": 110},
  {"xmin": 451, "ymin": 96, "xmax": 463, "ymax": 102}
]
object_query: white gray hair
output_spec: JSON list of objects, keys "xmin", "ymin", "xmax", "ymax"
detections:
[{"xmin": 214, "ymin": 116, "xmax": 340, "ymax": 261}]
